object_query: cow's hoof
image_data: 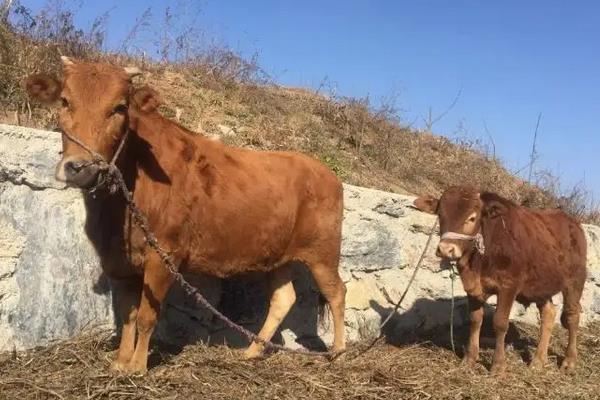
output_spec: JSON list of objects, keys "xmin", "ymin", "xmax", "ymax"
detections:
[
  {"xmin": 529, "ymin": 357, "xmax": 546, "ymax": 370},
  {"xmin": 328, "ymin": 347, "xmax": 346, "ymax": 361},
  {"xmin": 242, "ymin": 344, "xmax": 264, "ymax": 360},
  {"xmin": 560, "ymin": 358, "xmax": 577, "ymax": 373},
  {"xmin": 111, "ymin": 360, "xmax": 147, "ymax": 375},
  {"xmin": 490, "ymin": 361, "xmax": 507, "ymax": 377},
  {"xmin": 110, "ymin": 360, "xmax": 129, "ymax": 373},
  {"xmin": 461, "ymin": 356, "xmax": 479, "ymax": 368}
]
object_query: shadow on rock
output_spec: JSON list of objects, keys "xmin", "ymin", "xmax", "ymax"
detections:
[
  {"xmin": 108, "ymin": 262, "xmax": 328, "ymax": 362},
  {"xmin": 211, "ymin": 263, "xmax": 329, "ymax": 353},
  {"xmin": 92, "ymin": 272, "xmax": 111, "ymax": 295},
  {"xmin": 369, "ymin": 298, "xmax": 536, "ymax": 362}
]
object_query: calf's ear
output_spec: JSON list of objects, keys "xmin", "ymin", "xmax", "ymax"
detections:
[
  {"xmin": 480, "ymin": 195, "xmax": 508, "ymax": 219},
  {"xmin": 131, "ymin": 86, "xmax": 162, "ymax": 113},
  {"xmin": 413, "ymin": 195, "xmax": 439, "ymax": 214},
  {"xmin": 123, "ymin": 66, "xmax": 142, "ymax": 78},
  {"xmin": 25, "ymin": 74, "xmax": 62, "ymax": 104}
]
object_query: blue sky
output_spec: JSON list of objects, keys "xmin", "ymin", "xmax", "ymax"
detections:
[{"xmin": 21, "ymin": 0, "xmax": 600, "ymax": 198}]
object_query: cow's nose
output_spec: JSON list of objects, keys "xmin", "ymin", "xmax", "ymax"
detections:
[
  {"xmin": 64, "ymin": 160, "xmax": 85, "ymax": 175},
  {"xmin": 439, "ymin": 244, "xmax": 456, "ymax": 257},
  {"xmin": 437, "ymin": 241, "xmax": 461, "ymax": 260},
  {"xmin": 61, "ymin": 159, "xmax": 99, "ymax": 188},
  {"xmin": 447, "ymin": 246, "xmax": 456, "ymax": 258}
]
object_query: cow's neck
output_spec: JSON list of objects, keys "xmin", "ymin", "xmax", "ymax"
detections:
[
  {"xmin": 460, "ymin": 213, "xmax": 513, "ymax": 291},
  {"xmin": 81, "ymin": 114, "xmax": 188, "ymax": 273},
  {"xmin": 479, "ymin": 212, "xmax": 512, "ymax": 255},
  {"xmin": 124, "ymin": 111, "xmax": 202, "ymax": 207},
  {"xmin": 82, "ymin": 181, "xmax": 130, "ymax": 267},
  {"xmin": 455, "ymin": 245, "xmax": 480, "ymax": 283},
  {"xmin": 80, "ymin": 122, "xmax": 139, "ymax": 233}
]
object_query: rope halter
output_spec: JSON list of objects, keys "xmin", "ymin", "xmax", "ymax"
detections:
[{"xmin": 440, "ymin": 231, "xmax": 485, "ymax": 255}]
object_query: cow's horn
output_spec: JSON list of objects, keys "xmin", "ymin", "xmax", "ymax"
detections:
[
  {"xmin": 124, "ymin": 66, "xmax": 142, "ymax": 77},
  {"xmin": 61, "ymin": 56, "xmax": 74, "ymax": 66}
]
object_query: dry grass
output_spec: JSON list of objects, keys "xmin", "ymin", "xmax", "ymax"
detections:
[
  {"xmin": 2, "ymin": 321, "xmax": 600, "ymax": 399},
  {"xmin": 3, "ymin": 3, "xmax": 600, "ymax": 399}
]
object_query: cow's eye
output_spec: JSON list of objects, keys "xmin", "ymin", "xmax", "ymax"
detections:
[
  {"xmin": 112, "ymin": 104, "xmax": 128, "ymax": 115},
  {"xmin": 467, "ymin": 216, "xmax": 477, "ymax": 223},
  {"xmin": 61, "ymin": 97, "xmax": 69, "ymax": 108}
]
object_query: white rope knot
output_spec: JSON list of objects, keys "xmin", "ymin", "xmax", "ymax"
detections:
[{"xmin": 440, "ymin": 231, "xmax": 485, "ymax": 255}]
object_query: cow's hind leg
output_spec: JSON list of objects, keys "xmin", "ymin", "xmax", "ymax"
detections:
[
  {"xmin": 560, "ymin": 282, "xmax": 584, "ymax": 372},
  {"xmin": 244, "ymin": 265, "xmax": 296, "ymax": 359},
  {"xmin": 110, "ymin": 277, "xmax": 142, "ymax": 371},
  {"xmin": 306, "ymin": 260, "xmax": 346, "ymax": 354},
  {"xmin": 530, "ymin": 300, "xmax": 556, "ymax": 369},
  {"xmin": 122, "ymin": 252, "xmax": 174, "ymax": 374}
]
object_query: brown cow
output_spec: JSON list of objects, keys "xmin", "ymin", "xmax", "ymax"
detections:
[
  {"xmin": 26, "ymin": 57, "xmax": 346, "ymax": 374},
  {"xmin": 414, "ymin": 186, "xmax": 586, "ymax": 374}
]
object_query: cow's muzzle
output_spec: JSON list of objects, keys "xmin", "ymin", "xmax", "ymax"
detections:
[
  {"xmin": 56, "ymin": 156, "xmax": 100, "ymax": 188},
  {"xmin": 436, "ymin": 231, "xmax": 485, "ymax": 260},
  {"xmin": 437, "ymin": 240, "xmax": 462, "ymax": 260}
]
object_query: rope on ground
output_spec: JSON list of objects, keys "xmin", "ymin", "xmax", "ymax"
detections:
[
  {"xmin": 347, "ymin": 217, "xmax": 439, "ymax": 358},
  {"xmin": 378, "ymin": 217, "xmax": 439, "ymax": 332}
]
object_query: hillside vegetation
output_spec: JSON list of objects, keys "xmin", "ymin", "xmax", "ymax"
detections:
[{"xmin": 1, "ymin": 1, "xmax": 597, "ymax": 223}]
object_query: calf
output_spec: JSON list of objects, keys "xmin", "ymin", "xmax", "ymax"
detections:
[
  {"xmin": 26, "ymin": 58, "xmax": 346, "ymax": 374},
  {"xmin": 414, "ymin": 186, "xmax": 586, "ymax": 373}
]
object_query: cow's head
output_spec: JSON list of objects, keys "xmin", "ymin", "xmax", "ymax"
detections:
[
  {"xmin": 414, "ymin": 186, "xmax": 488, "ymax": 261},
  {"xmin": 25, "ymin": 57, "xmax": 161, "ymax": 188}
]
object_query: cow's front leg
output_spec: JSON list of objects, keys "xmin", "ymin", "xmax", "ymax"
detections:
[
  {"xmin": 463, "ymin": 295, "xmax": 485, "ymax": 366},
  {"xmin": 110, "ymin": 277, "xmax": 142, "ymax": 372},
  {"xmin": 122, "ymin": 252, "xmax": 174, "ymax": 374},
  {"xmin": 490, "ymin": 289, "xmax": 517, "ymax": 375}
]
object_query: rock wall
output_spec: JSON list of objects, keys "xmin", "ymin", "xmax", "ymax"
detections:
[{"xmin": 1, "ymin": 123, "xmax": 600, "ymax": 352}]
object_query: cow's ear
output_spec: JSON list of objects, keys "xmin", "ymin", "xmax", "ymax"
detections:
[
  {"xmin": 481, "ymin": 194, "xmax": 508, "ymax": 219},
  {"xmin": 413, "ymin": 195, "xmax": 439, "ymax": 214},
  {"xmin": 131, "ymin": 86, "xmax": 162, "ymax": 113},
  {"xmin": 25, "ymin": 74, "xmax": 62, "ymax": 104}
]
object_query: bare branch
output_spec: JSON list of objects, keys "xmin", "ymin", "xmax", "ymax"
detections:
[
  {"xmin": 118, "ymin": 7, "xmax": 152, "ymax": 54},
  {"xmin": 527, "ymin": 112, "xmax": 542, "ymax": 182},
  {"xmin": 1, "ymin": 0, "xmax": 13, "ymax": 22},
  {"xmin": 483, "ymin": 120, "xmax": 496, "ymax": 160},
  {"xmin": 423, "ymin": 88, "xmax": 463, "ymax": 132}
]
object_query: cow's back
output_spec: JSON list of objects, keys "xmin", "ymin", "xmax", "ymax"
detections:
[
  {"xmin": 133, "ymin": 128, "xmax": 343, "ymax": 277},
  {"xmin": 531, "ymin": 208, "xmax": 587, "ymax": 274},
  {"xmin": 498, "ymin": 207, "xmax": 587, "ymax": 300}
]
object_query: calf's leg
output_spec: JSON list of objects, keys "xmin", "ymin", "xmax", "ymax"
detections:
[
  {"xmin": 463, "ymin": 295, "xmax": 485, "ymax": 366},
  {"xmin": 110, "ymin": 277, "xmax": 142, "ymax": 371},
  {"xmin": 122, "ymin": 252, "xmax": 174, "ymax": 374},
  {"xmin": 530, "ymin": 300, "xmax": 556, "ymax": 369},
  {"xmin": 243, "ymin": 265, "xmax": 296, "ymax": 359},
  {"xmin": 490, "ymin": 289, "xmax": 516, "ymax": 375},
  {"xmin": 561, "ymin": 284, "xmax": 583, "ymax": 372}
]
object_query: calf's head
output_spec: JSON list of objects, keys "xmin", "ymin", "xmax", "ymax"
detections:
[
  {"xmin": 25, "ymin": 57, "xmax": 160, "ymax": 188},
  {"xmin": 414, "ymin": 186, "xmax": 486, "ymax": 261}
]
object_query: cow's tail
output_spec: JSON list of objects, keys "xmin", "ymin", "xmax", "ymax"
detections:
[{"xmin": 317, "ymin": 292, "xmax": 331, "ymax": 330}]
